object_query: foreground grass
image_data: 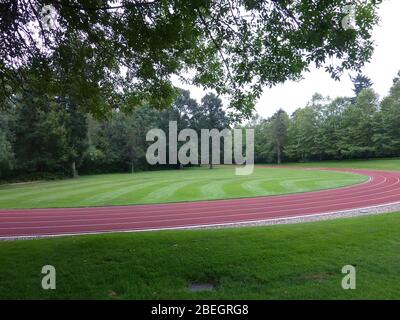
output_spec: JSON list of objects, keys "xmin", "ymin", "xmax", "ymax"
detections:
[
  {"xmin": 1, "ymin": 212, "xmax": 400, "ymax": 299},
  {"xmin": 0, "ymin": 167, "xmax": 365, "ymax": 209},
  {"xmin": 283, "ymin": 158, "xmax": 400, "ymax": 171}
]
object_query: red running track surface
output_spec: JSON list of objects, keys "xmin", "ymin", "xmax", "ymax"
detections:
[{"xmin": 1, "ymin": 168, "xmax": 400, "ymax": 238}]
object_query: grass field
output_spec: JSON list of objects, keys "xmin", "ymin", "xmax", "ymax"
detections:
[
  {"xmin": 283, "ymin": 158, "xmax": 400, "ymax": 171},
  {"xmin": 0, "ymin": 166, "xmax": 366, "ymax": 209},
  {"xmin": 1, "ymin": 212, "xmax": 400, "ymax": 299}
]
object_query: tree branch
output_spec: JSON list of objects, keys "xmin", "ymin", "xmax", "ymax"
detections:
[{"xmin": 195, "ymin": 7, "xmax": 237, "ymax": 92}]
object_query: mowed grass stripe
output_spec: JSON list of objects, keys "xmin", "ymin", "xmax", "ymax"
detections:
[
  {"xmin": 0, "ymin": 176, "xmax": 139, "ymax": 200},
  {"xmin": 315, "ymin": 179, "xmax": 362, "ymax": 189},
  {"xmin": 110, "ymin": 181, "xmax": 178, "ymax": 205},
  {"xmin": 241, "ymin": 177, "xmax": 286, "ymax": 195},
  {"xmin": 279, "ymin": 178, "xmax": 326, "ymax": 193},
  {"xmin": 142, "ymin": 180, "xmax": 199, "ymax": 203},
  {"xmin": 28, "ymin": 177, "xmax": 174, "ymax": 204},
  {"xmin": 82, "ymin": 180, "xmax": 170, "ymax": 205},
  {"xmin": 170, "ymin": 179, "xmax": 217, "ymax": 201},
  {"xmin": 11, "ymin": 180, "xmax": 148, "ymax": 208}
]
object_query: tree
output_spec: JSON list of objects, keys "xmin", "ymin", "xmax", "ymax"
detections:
[
  {"xmin": 286, "ymin": 106, "xmax": 318, "ymax": 162},
  {"xmin": 270, "ymin": 109, "xmax": 289, "ymax": 164},
  {"xmin": 393, "ymin": 70, "xmax": 400, "ymax": 84},
  {"xmin": 82, "ymin": 105, "xmax": 165, "ymax": 174},
  {"xmin": 304, "ymin": 94, "xmax": 353, "ymax": 160},
  {"xmin": 0, "ymin": 130, "xmax": 14, "ymax": 178},
  {"xmin": 373, "ymin": 82, "xmax": 400, "ymax": 156},
  {"xmin": 13, "ymin": 92, "xmax": 70, "ymax": 176},
  {"xmin": 350, "ymin": 73, "xmax": 373, "ymax": 97},
  {"xmin": 0, "ymin": 111, "xmax": 14, "ymax": 178},
  {"xmin": 1, "ymin": 1, "xmax": 379, "ymax": 117},
  {"xmin": 192, "ymin": 93, "xmax": 230, "ymax": 168},
  {"xmin": 62, "ymin": 99, "xmax": 88, "ymax": 177},
  {"xmin": 339, "ymin": 88, "xmax": 379, "ymax": 158},
  {"xmin": 164, "ymin": 90, "xmax": 197, "ymax": 168},
  {"xmin": 252, "ymin": 116, "xmax": 274, "ymax": 163}
]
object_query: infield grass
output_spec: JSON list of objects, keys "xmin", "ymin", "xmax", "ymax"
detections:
[
  {"xmin": 0, "ymin": 166, "xmax": 366, "ymax": 209},
  {"xmin": 283, "ymin": 158, "xmax": 400, "ymax": 171}
]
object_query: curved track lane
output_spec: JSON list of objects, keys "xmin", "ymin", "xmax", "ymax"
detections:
[{"xmin": 1, "ymin": 168, "xmax": 400, "ymax": 238}]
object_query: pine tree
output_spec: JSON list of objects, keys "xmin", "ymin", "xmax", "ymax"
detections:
[
  {"xmin": 393, "ymin": 70, "xmax": 400, "ymax": 84},
  {"xmin": 270, "ymin": 109, "xmax": 289, "ymax": 164},
  {"xmin": 351, "ymin": 73, "xmax": 373, "ymax": 97}
]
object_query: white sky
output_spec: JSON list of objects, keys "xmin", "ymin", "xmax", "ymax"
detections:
[{"xmin": 173, "ymin": 0, "xmax": 400, "ymax": 118}]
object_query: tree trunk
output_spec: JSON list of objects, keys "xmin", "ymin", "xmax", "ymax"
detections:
[
  {"xmin": 72, "ymin": 161, "xmax": 78, "ymax": 178},
  {"xmin": 209, "ymin": 163, "xmax": 213, "ymax": 169},
  {"xmin": 277, "ymin": 142, "xmax": 282, "ymax": 165}
]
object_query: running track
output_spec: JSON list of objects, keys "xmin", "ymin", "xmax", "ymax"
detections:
[{"xmin": 1, "ymin": 167, "xmax": 400, "ymax": 239}]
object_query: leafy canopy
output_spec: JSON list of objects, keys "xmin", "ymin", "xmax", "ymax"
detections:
[{"xmin": 1, "ymin": 0, "xmax": 379, "ymax": 118}]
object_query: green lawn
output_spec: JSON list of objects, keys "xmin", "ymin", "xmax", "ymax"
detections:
[
  {"xmin": 283, "ymin": 158, "xmax": 400, "ymax": 171},
  {"xmin": 1, "ymin": 212, "xmax": 400, "ymax": 299},
  {"xmin": 0, "ymin": 166, "xmax": 366, "ymax": 209}
]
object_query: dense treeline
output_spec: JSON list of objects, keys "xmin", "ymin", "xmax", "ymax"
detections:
[
  {"xmin": 252, "ymin": 73, "xmax": 400, "ymax": 163},
  {"xmin": 1, "ymin": 71, "xmax": 400, "ymax": 181},
  {"xmin": 0, "ymin": 88, "xmax": 229, "ymax": 181}
]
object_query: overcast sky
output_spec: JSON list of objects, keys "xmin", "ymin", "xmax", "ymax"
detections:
[{"xmin": 173, "ymin": 0, "xmax": 400, "ymax": 119}]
